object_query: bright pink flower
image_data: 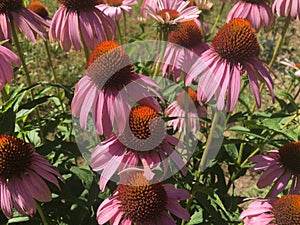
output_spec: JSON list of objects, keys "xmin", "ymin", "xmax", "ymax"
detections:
[
  {"xmin": 145, "ymin": 0, "xmax": 201, "ymax": 24},
  {"xmin": 50, "ymin": 0, "xmax": 116, "ymax": 51},
  {"xmin": 0, "ymin": 45, "xmax": 21, "ymax": 90},
  {"xmin": 272, "ymin": 0, "xmax": 300, "ymax": 20},
  {"xmin": 71, "ymin": 41, "xmax": 162, "ymax": 137},
  {"xmin": 0, "ymin": 0, "xmax": 50, "ymax": 45},
  {"xmin": 165, "ymin": 88, "xmax": 206, "ymax": 135},
  {"xmin": 91, "ymin": 104, "xmax": 187, "ymax": 191},
  {"xmin": 249, "ymin": 142, "xmax": 300, "ymax": 197},
  {"xmin": 96, "ymin": 170, "xmax": 190, "ymax": 224},
  {"xmin": 158, "ymin": 20, "xmax": 209, "ymax": 82},
  {"xmin": 98, "ymin": 0, "xmax": 137, "ymax": 21},
  {"xmin": 0, "ymin": 134, "xmax": 63, "ymax": 218},
  {"xmin": 240, "ymin": 195, "xmax": 300, "ymax": 225},
  {"xmin": 187, "ymin": 18, "xmax": 274, "ymax": 112},
  {"xmin": 226, "ymin": 1, "xmax": 275, "ymax": 32}
]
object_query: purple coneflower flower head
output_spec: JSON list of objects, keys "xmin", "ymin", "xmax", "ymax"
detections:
[
  {"xmin": 195, "ymin": 0, "xmax": 213, "ymax": 11},
  {"xmin": 145, "ymin": 0, "xmax": 201, "ymax": 25},
  {"xmin": 71, "ymin": 41, "xmax": 162, "ymax": 137},
  {"xmin": 96, "ymin": 170, "xmax": 190, "ymax": 224},
  {"xmin": 240, "ymin": 195, "xmax": 300, "ymax": 225},
  {"xmin": 249, "ymin": 142, "xmax": 300, "ymax": 197},
  {"xmin": 91, "ymin": 104, "xmax": 188, "ymax": 191},
  {"xmin": 159, "ymin": 20, "xmax": 209, "ymax": 82},
  {"xmin": 272, "ymin": 0, "xmax": 300, "ymax": 20},
  {"xmin": 165, "ymin": 88, "xmax": 206, "ymax": 135},
  {"xmin": 27, "ymin": 1, "xmax": 52, "ymax": 24},
  {"xmin": 187, "ymin": 18, "xmax": 274, "ymax": 112},
  {"xmin": 50, "ymin": 0, "xmax": 116, "ymax": 51},
  {"xmin": 0, "ymin": 134, "xmax": 63, "ymax": 218},
  {"xmin": 0, "ymin": 45, "xmax": 21, "ymax": 90},
  {"xmin": 280, "ymin": 58, "xmax": 300, "ymax": 77},
  {"xmin": 0, "ymin": 0, "xmax": 50, "ymax": 45},
  {"xmin": 226, "ymin": 0, "xmax": 275, "ymax": 32},
  {"xmin": 98, "ymin": 0, "xmax": 137, "ymax": 21}
]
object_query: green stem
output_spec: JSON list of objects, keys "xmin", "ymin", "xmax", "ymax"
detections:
[
  {"xmin": 1, "ymin": 89, "xmax": 9, "ymax": 102},
  {"xmin": 11, "ymin": 16, "xmax": 45, "ymax": 143},
  {"xmin": 199, "ymin": 111, "xmax": 221, "ymax": 171},
  {"xmin": 153, "ymin": 30, "xmax": 169, "ymax": 77},
  {"xmin": 208, "ymin": 2, "xmax": 225, "ymax": 37},
  {"xmin": 181, "ymin": 111, "xmax": 222, "ymax": 225},
  {"xmin": 269, "ymin": 16, "xmax": 292, "ymax": 67},
  {"xmin": 116, "ymin": 20, "xmax": 123, "ymax": 45},
  {"xmin": 123, "ymin": 11, "xmax": 127, "ymax": 37},
  {"xmin": 36, "ymin": 202, "xmax": 49, "ymax": 225},
  {"xmin": 43, "ymin": 40, "xmax": 65, "ymax": 111}
]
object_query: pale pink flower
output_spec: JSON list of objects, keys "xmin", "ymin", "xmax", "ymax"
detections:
[
  {"xmin": 145, "ymin": 0, "xmax": 201, "ymax": 24},
  {"xmin": 50, "ymin": 0, "xmax": 116, "ymax": 51},
  {"xmin": 0, "ymin": 45, "xmax": 21, "ymax": 90},
  {"xmin": 226, "ymin": 1, "xmax": 275, "ymax": 32},
  {"xmin": 98, "ymin": 0, "xmax": 137, "ymax": 21},
  {"xmin": 0, "ymin": 0, "xmax": 50, "ymax": 45},
  {"xmin": 240, "ymin": 195, "xmax": 300, "ymax": 225},
  {"xmin": 187, "ymin": 18, "xmax": 274, "ymax": 112},
  {"xmin": 158, "ymin": 20, "xmax": 209, "ymax": 82},
  {"xmin": 165, "ymin": 88, "xmax": 206, "ymax": 135},
  {"xmin": 280, "ymin": 57, "xmax": 300, "ymax": 77},
  {"xmin": 91, "ymin": 104, "xmax": 187, "ymax": 191},
  {"xmin": 249, "ymin": 142, "xmax": 300, "ymax": 197},
  {"xmin": 96, "ymin": 170, "xmax": 190, "ymax": 225},
  {"xmin": 272, "ymin": 0, "xmax": 300, "ymax": 20},
  {"xmin": 71, "ymin": 41, "xmax": 162, "ymax": 137},
  {"xmin": 0, "ymin": 134, "xmax": 63, "ymax": 218}
]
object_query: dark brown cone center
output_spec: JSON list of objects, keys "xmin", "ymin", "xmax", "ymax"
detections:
[
  {"xmin": 272, "ymin": 195, "xmax": 300, "ymax": 225},
  {"xmin": 211, "ymin": 18, "xmax": 260, "ymax": 64},
  {"xmin": 117, "ymin": 172, "xmax": 167, "ymax": 224},
  {"xmin": 0, "ymin": 134, "xmax": 33, "ymax": 180},
  {"xmin": 279, "ymin": 142, "xmax": 300, "ymax": 175},
  {"xmin": 0, "ymin": 0, "xmax": 23, "ymax": 13},
  {"xmin": 57, "ymin": 0, "xmax": 103, "ymax": 10}
]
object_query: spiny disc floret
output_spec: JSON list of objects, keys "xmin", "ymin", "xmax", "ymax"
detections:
[
  {"xmin": 129, "ymin": 106, "xmax": 159, "ymax": 139},
  {"xmin": 0, "ymin": 0, "xmax": 23, "ymax": 13},
  {"xmin": 57, "ymin": 0, "xmax": 103, "ymax": 10},
  {"xmin": 168, "ymin": 21, "xmax": 202, "ymax": 48},
  {"xmin": 272, "ymin": 195, "xmax": 300, "ymax": 225},
  {"xmin": 0, "ymin": 134, "xmax": 33, "ymax": 180},
  {"xmin": 279, "ymin": 142, "xmax": 300, "ymax": 175},
  {"xmin": 117, "ymin": 172, "xmax": 167, "ymax": 224},
  {"xmin": 212, "ymin": 18, "xmax": 260, "ymax": 64},
  {"xmin": 87, "ymin": 41, "xmax": 132, "ymax": 91}
]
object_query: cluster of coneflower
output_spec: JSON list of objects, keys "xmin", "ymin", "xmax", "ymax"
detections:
[{"xmin": 0, "ymin": 0, "xmax": 299, "ymax": 224}]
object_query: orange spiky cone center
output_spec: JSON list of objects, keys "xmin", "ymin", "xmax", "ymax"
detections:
[
  {"xmin": 157, "ymin": 9, "xmax": 180, "ymax": 21},
  {"xmin": 212, "ymin": 18, "xmax": 260, "ymax": 64},
  {"xmin": 176, "ymin": 88, "xmax": 198, "ymax": 109},
  {"xmin": 28, "ymin": 1, "xmax": 49, "ymax": 18},
  {"xmin": 272, "ymin": 195, "xmax": 300, "ymax": 225},
  {"xmin": 117, "ymin": 172, "xmax": 167, "ymax": 224},
  {"xmin": 106, "ymin": 0, "xmax": 123, "ymax": 6},
  {"xmin": 87, "ymin": 41, "xmax": 132, "ymax": 91},
  {"xmin": 0, "ymin": 134, "xmax": 33, "ymax": 180},
  {"xmin": 129, "ymin": 106, "xmax": 159, "ymax": 139},
  {"xmin": 168, "ymin": 21, "xmax": 202, "ymax": 48}
]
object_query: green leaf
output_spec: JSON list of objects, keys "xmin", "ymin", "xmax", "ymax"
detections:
[
  {"xmin": 70, "ymin": 166, "xmax": 94, "ymax": 190},
  {"xmin": 187, "ymin": 210, "xmax": 203, "ymax": 225}
]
